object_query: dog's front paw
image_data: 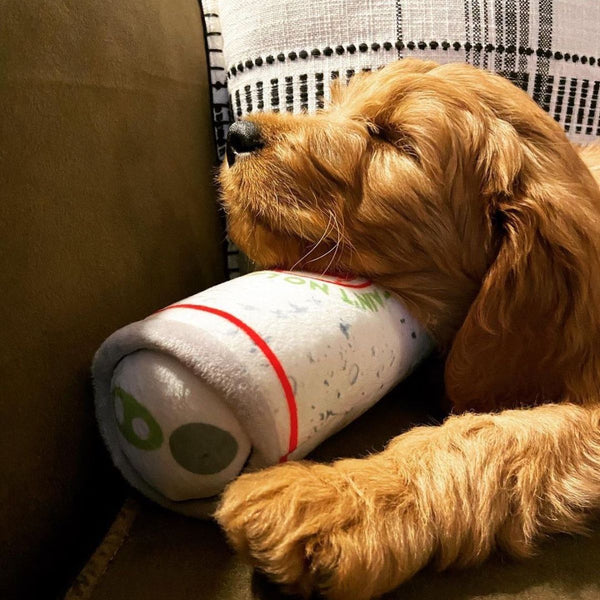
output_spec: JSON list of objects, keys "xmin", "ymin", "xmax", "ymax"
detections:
[
  {"xmin": 215, "ymin": 461, "xmax": 351, "ymax": 598},
  {"xmin": 215, "ymin": 458, "xmax": 425, "ymax": 600}
]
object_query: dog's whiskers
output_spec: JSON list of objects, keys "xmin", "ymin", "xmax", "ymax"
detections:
[
  {"xmin": 289, "ymin": 212, "xmax": 335, "ymax": 271},
  {"xmin": 305, "ymin": 237, "xmax": 338, "ymax": 265},
  {"xmin": 320, "ymin": 212, "xmax": 343, "ymax": 276}
]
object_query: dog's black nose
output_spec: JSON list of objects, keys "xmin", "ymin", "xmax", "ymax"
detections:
[{"xmin": 226, "ymin": 121, "xmax": 264, "ymax": 166}]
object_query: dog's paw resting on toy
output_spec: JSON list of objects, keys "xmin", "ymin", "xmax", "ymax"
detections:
[
  {"xmin": 216, "ymin": 404, "xmax": 600, "ymax": 600},
  {"xmin": 215, "ymin": 456, "xmax": 426, "ymax": 600},
  {"xmin": 218, "ymin": 58, "xmax": 600, "ymax": 599}
]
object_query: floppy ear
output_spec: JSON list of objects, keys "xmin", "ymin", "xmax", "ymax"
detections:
[{"xmin": 445, "ymin": 116, "xmax": 600, "ymax": 412}]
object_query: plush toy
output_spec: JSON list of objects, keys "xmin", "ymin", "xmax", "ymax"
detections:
[{"xmin": 92, "ymin": 270, "xmax": 431, "ymax": 517}]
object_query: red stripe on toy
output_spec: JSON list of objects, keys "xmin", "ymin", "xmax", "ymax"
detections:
[
  {"xmin": 155, "ymin": 303, "xmax": 298, "ymax": 462},
  {"xmin": 273, "ymin": 269, "xmax": 372, "ymax": 289}
]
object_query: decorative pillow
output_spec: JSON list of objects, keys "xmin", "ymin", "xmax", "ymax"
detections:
[
  {"xmin": 201, "ymin": 0, "xmax": 231, "ymax": 163},
  {"xmin": 201, "ymin": 0, "xmax": 600, "ymax": 274}
]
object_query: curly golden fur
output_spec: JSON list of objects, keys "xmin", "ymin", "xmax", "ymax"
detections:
[{"xmin": 215, "ymin": 59, "xmax": 600, "ymax": 599}]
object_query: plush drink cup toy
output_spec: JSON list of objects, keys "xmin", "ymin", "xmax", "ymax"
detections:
[{"xmin": 92, "ymin": 270, "xmax": 432, "ymax": 517}]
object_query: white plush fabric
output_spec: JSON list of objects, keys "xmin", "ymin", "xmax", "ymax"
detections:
[{"xmin": 93, "ymin": 270, "xmax": 431, "ymax": 517}]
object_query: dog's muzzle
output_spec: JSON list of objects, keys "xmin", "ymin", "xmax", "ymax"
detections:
[{"xmin": 226, "ymin": 121, "xmax": 264, "ymax": 167}]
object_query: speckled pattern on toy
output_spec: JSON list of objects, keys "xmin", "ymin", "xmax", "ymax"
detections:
[{"xmin": 92, "ymin": 271, "xmax": 432, "ymax": 517}]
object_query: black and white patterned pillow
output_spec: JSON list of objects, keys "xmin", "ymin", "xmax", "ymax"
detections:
[{"xmin": 201, "ymin": 0, "xmax": 600, "ymax": 275}]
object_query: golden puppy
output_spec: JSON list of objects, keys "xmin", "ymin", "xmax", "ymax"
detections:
[{"xmin": 216, "ymin": 59, "xmax": 600, "ymax": 599}]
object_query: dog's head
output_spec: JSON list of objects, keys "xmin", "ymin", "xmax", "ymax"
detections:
[{"xmin": 220, "ymin": 59, "xmax": 600, "ymax": 409}]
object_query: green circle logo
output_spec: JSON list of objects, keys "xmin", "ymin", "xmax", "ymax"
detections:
[
  {"xmin": 113, "ymin": 386, "xmax": 163, "ymax": 451},
  {"xmin": 169, "ymin": 423, "xmax": 239, "ymax": 475}
]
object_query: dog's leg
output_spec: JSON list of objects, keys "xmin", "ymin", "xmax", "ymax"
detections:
[{"xmin": 215, "ymin": 403, "xmax": 600, "ymax": 600}]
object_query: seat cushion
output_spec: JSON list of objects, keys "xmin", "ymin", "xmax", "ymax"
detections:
[
  {"xmin": 78, "ymin": 361, "xmax": 600, "ymax": 599},
  {"xmin": 84, "ymin": 504, "xmax": 600, "ymax": 600}
]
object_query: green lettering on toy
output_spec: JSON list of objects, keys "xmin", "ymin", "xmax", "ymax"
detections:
[
  {"xmin": 339, "ymin": 289, "xmax": 355, "ymax": 306},
  {"xmin": 356, "ymin": 293, "xmax": 376, "ymax": 311},
  {"xmin": 269, "ymin": 272, "xmax": 389, "ymax": 311},
  {"xmin": 369, "ymin": 290, "xmax": 385, "ymax": 308},
  {"xmin": 284, "ymin": 276, "xmax": 306, "ymax": 285},
  {"xmin": 309, "ymin": 280, "xmax": 329, "ymax": 295},
  {"xmin": 113, "ymin": 386, "xmax": 163, "ymax": 451}
]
